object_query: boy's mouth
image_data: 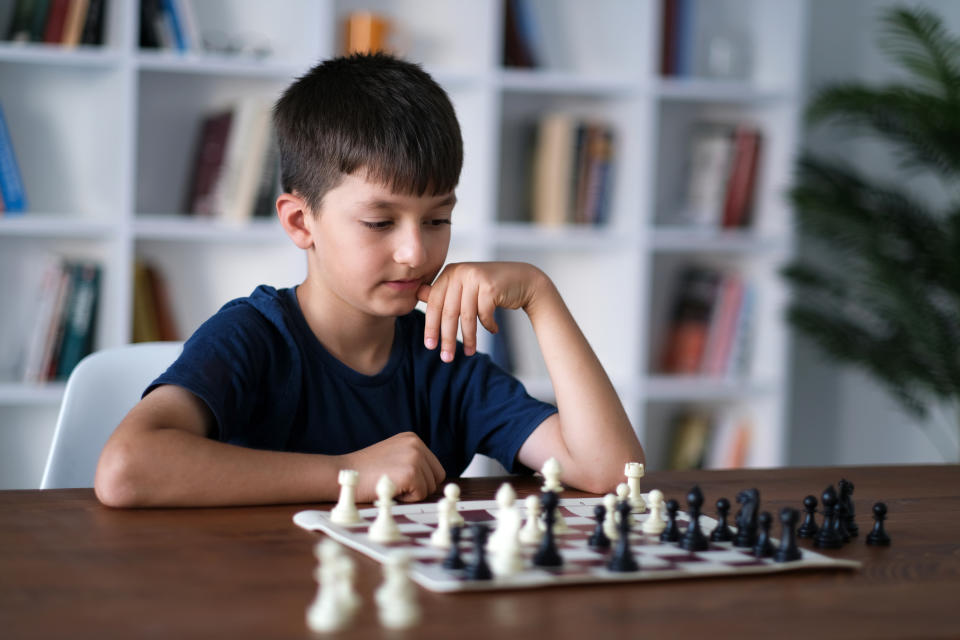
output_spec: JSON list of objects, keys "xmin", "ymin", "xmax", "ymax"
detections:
[{"xmin": 384, "ymin": 278, "xmax": 422, "ymax": 291}]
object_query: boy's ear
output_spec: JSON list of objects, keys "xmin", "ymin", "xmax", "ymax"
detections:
[{"xmin": 276, "ymin": 192, "xmax": 315, "ymax": 250}]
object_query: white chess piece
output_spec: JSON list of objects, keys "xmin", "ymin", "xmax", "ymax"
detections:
[
  {"xmin": 616, "ymin": 482, "xmax": 634, "ymax": 526},
  {"xmin": 624, "ymin": 462, "xmax": 647, "ymax": 513},
  {"xmin": 375, "ymin": 552, "xmax": 420, "ymax": 630},
  {"xmin": 368, "ymin": 474, "xmax": 402, "ymax": 543},
  {"xmin": 429, "ymin": 497, "xmax": 453, "ymax": 549},
  {"xmin": 330, "ymin": 469, "xmax": 361, "ymax": 525},
  {"xmin": 487, "ymin": 482, "xmax": 518, "ymax": 553},
  {"xmin": 306, "ymin": 539, "xmax": 357, "ymax": 633},
  {"xmin": 444, "ymin": 483, "xmax": 465, "ymax": 527},
  {"xmin": 602, "ymin": 493, "xmax": 619, "ymax": 541},
  {"xmin": 518, "ymin": 494, "xmax": 542, "ymax": 545},
  {"xmin": 642, "ymin": 489, "xmax": 666, "ymax": 535},
  {"xmin": 540, "ymin": 457, "xmax": 568, "ymax": 534},
  {"xmin": 491, "ymin": 507, "xmax": 524, "ymax": 578}
]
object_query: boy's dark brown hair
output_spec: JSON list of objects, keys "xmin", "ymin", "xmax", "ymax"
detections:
[{"xmin": 273, "ymin": 52, "xmax": 463, "ymax": 212}]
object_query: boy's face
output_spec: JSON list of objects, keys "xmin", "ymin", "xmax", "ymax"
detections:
[{"xmin": 308, "ymin": 172, "xmax": 455, "ymax": 318}]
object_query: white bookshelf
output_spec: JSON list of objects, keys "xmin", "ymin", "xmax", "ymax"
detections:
[{"xmin": 0, "ymin": 0, "xmax": 808, "ymax": 488}]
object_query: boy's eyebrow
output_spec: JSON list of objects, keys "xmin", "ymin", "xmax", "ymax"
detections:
[{"xmin": 360, "ymin": 193, "xmax": 458, "ymax": 212}]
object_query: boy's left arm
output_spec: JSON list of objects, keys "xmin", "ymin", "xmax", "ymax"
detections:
[{"xmin": 419, "ymin": 262, "xmax": 645, "ymax": 494}]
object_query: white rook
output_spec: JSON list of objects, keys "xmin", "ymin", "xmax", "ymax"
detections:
[{"xmin": 624, "ymin": 462, "xmax": 647, "ymax": 513}]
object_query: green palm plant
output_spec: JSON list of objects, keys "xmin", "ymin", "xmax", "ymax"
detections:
[{"xmin": 783, "ymin": 6, "xmax": 960, "ymax": 459}]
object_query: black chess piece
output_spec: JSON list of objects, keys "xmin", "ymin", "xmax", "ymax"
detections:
[
  {"xmin": 710, "ymin": 497, "xmax": 734, "ymax": 542},
  {"xmin": 774, "ymin": 507, "xmax": 802, "ymax": 563},
  {"xmin": 533, "ymin": 489, "xmax": 563, "ymax": 567},
  {"xmin": 752, "ymin": 511, "xmax": 774, "ymax": 558},
  {"xmin": 865, "ymin": 502, "xmax": 891, "ymax": 546},
  {"xmin": 838, "ymin": 478, "xmax": 859, "ymax": 537},
  {"xmin": 733, "ymin": 488, "xmax": 760, "ymax": 548},
  {"xmin": 797, "ymin": 495, "xmax": 819, "ymax": 538},
  {"xmin": 660, "ymin": 499, "xmax": 681, "ymax": 543},
  {"xmin": 442, "ymin": 525, "xmax": 466, "ymax": 570},
  {"xmin": 465, "ymin": 523, "xmax": 492, "ymax": 580},
  {"xmin": 814, "ymin": 485, "xmax": 843, "ymax": 549},
  {"xmin": 679, "ymin": 486, "xmax": 709, "ymax": 552},
  {"xmin": 607, "ymin": 500, "xmax": 639, "ymax": 572},
  {"xmin": 588, "ymin": 503, "xmax": 611, "ymax": 550},
  {"xmin": 832, "ymin": 497, "xmax": 852, "ymax": 543}
]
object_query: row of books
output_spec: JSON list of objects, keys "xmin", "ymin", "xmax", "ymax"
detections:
[
  {"xmin": 528, "ymin": 114, "xmax": 616, "ymax": 226},
  {"xmin": 139, "ymin": 0, "xmax": 198, "ymax": 52},
  {"xmin": 22, "ymin": 257, "xmax": 101, "ymax": 383},
  {"xmin": 665, "ymin": 407, "xmax": 753, "ymax": 470},
  {"xmin": 183, "ymin": 97, "xmax": 279, "ymax": 222},
  {"xmin": 673, "ymin": 122, "xmax": 763, "ymax": 229},
  {"xmin": 0, "ymin": 103, "xmax": 27, "ymax": 215},
  {"xmin": 4, "ymin": 0, "xmax": 107, "ymax": 46},
  {"xmin": 132, "ymin": 260, "xmax": 178, "ymax": 343},
  {"xmin": 659, "ymin": 265, "xmax": 754, "ymax": 377}
]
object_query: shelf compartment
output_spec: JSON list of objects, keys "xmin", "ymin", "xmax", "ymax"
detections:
[
  {"xmin": 649, "ymin": 227, "xmax": 790, "ymax": 254},
  {"xmin": 643, "ymin": 375, "xmax": 779, "ymax": 401},
  {"xmin": 133, "ymin": 215, "xmax": 288, "ymax": 243},
  {"xmin": 0, "ymin": 216, "xmax": 114, "ymax": 239},
  {"xmin": 493, "ymin": 222, "xmax": 635, "ymax": 251}
]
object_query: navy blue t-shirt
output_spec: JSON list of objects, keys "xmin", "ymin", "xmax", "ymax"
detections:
[{"xmin": 147, "ymin": 285, "xmax": 557, "ymax": 477}]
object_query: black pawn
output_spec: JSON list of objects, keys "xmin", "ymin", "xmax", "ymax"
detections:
[
  {"xmin": 588, "ymin": 504, "xmax": 611, "ymax": 550},
  {"xmin": 774, "ymin": 507, "xmax": 802, "ymax": 563},
  {"xmin": 814, "ymin": 485, "xmax": 843, "ymax": 549},
  {"xmin": 865, "ymin": 502, "xmax": 891, "ymax": 546},
  {"xmin": 679, "ymin": 486, "xmax": 709, "ymax": 552},
  {"xmin": 442, "ymin": 525, "xmax": 466, "ymax": 570},
  {"xmin": 752, "ymin": 511, "xmax": 774, "ymax": 558},
  {"xmin": 607, "ymin": 500, "xmax": 639, "ymax": 572},
  {"xmin": 797, "ymin": 495, "xmax": 819, "ymax": 538},
  {"xmin": 465, "ymin": 523, "xmax": 492, "ymax": 580},
  {"xmin": 710, "ymin": 497, "xmax": 734, "ymax": 542},
  {"xmin": 533, "ymin": 489, "xmax": 563, "ymax": 567},
  {"xmin": 838, "ymin": 478, "xmax": 859, "ymax": 537},
  {"xmin": 660, "ymin": 499, "xmax": 681, "ymax": 543}
]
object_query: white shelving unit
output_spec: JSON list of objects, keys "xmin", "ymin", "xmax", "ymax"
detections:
[{"xmin": 0, "ymin": 0, "xmax": 808, "ymax": 488}]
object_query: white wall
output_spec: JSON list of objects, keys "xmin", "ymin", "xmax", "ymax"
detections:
[{"xmin": 789, "ymin": 0, "xmax": 960, "ymax": 465}]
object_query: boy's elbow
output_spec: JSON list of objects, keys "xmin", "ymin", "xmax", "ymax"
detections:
[{"xmin": 94, "ymin": 439, "xmax": 145, "ymax": 508}]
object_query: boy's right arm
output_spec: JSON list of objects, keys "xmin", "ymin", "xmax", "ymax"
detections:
[{"xmin": 94, "ymin": 384, "xmax": 445, "ymax": 508}]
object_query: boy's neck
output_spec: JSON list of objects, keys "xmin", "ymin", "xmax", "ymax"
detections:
[{"xmin": 295, "ymin": 280, "xmax": 396, "ymax": 376}]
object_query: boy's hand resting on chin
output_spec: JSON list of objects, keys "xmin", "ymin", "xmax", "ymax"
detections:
[{"xmin": 417, "ymin": 261, "xmax": 550, "ymax": 362}]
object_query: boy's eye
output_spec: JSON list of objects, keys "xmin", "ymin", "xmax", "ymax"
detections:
[
  {"xmin": 361, "ymin": 220, "xmax": 392, "ymax": 230},
  {"xmin": 427, "ymin": 219, "xmax": 452, "ymax": 227}
]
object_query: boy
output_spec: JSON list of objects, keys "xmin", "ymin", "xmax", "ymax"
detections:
[{"xmin": 95, "ymin": 53, "xmax": 643, "ymax": 508}]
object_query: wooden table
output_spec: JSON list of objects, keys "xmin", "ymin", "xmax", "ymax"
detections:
[{"xmin": 2, "ymin": 465, "xmax": 958, "ymax": 639}]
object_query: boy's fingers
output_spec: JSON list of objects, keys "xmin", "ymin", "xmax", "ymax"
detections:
[
  {"xmin": 422, "ymin": 444, "xmax": 446, "ymax": 488},
  {"xmin": 440, "ymin": 280, "xmax": 462, "ymax": 363},
  {"xmin": 416, "ymin": 283, "xmax": 431, "ymax": 304},
  {"xmin": 460, "ymin": 282, "xmax": 480, "ymax": 356},
  {"xmin": 423, "ymin": 277, "xmax": 447, "ymax": 349},
  {"xmin": 477, "ymin": 291, "xmax": 499, "ymax": 334}
]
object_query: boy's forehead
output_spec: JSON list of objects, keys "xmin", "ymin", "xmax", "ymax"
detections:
[{"xmin": 342, "ymin": 172, "xmax": 457, "ymax": 208}]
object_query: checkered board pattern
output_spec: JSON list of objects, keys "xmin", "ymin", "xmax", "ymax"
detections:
[{"xmin": 293, "ymin": 495, "xmax": 860, "ymax": 593}]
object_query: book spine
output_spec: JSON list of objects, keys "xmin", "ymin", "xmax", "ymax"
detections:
[
  {"xmin": 160, "ymin": 0, "xmax": 186, "ymax": 51},
  {"xmin": 28, "ymin": 0, "xmax": 52, "ymax": 42},
  {"xmin": 660, "ymin": 265, "xmax": 721, "ymax": 374},
  {"xmin": 660, "ymin": 0, "xmax": 677, "ymax": 76},
  {"xmin": 42, "ymin": 0, "xmax": 70, "ymax": 43},
  {"xmin": 721, "ymin": 126, "xmax": 762, "ymax": 228},
  {"xmin": 61, "ymin": 0, "xmax": 90, "ymax": 47},
  {"xmin": 7, "ymin": 0, "xmax": 37, "ymax": 42},
  {"xmin": 55, "ymin": 261, "xmax": 101, "ymax": 379},
  {"xmin": 40, "ymin": 264, "xmax": 74, "ymax": 382},
  {"xmin": 683, "ymin": 124, "xmax": 734, "ymax": 228},
  {"xmin": 0, "ymin": 104, "xmax": 28, "ymax": 214},
  {"xmin": 21, "ymin": 258, "xmax": 65, "ymax": 383},
  {"xmin": 79, "ymin": 0, "xmax": 105, "ymax": 45},
  {"xmin": 531, "ymin": 113, "xmax": 576, "ymax": 226},
  {"xmin": 185, "ymin": 109, "xmax": 233, "ymax": 215},
  {"xmin": 701, "ymin": 273, "xmax": 744, "ymax": 376},
  {"xmin": 726, "ymin": 281, "xmax": 756, "ymax": 378}
]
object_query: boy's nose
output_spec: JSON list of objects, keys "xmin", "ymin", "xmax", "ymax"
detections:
[{"xmin": 393, "ymin": 226, "xmax": 427, "ymax": 268}]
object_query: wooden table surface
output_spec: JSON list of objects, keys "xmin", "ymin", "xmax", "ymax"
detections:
[{"xmin": 2, "ymin": 465, "xmax": 959, "ymax": 639}]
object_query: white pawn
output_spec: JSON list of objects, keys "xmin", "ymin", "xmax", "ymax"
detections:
[
  {"xmin": 540, "ymin": 457, "xmax": 568, "ymax": 534},
  {"xmin": 375, "ymin": 552, "xmax": 420, "ymax": 630},
  {"xmin": 306, "ymin": 539, "xmax": 356, "ymax": 633},
  {"xmin": 429, "ymin": 496, "xmax": 453, "ymax": 549},
  {"xmin": 368, "ymin": 474, "xmax": 402, "ymax": 543},
  {"xmin": 518, "ymin": 494, "xmax": 542, "ymax": 545},
  {"xmin": 487, "ymin": 482, "xmax": 518, "ymax": 553},
  {"xmin": 616, "ymin": 482, "xmax": 634, "ymax": 526},
  {"xmin": 625, "ymin": 462, "xmax": 647, "ymax": 513},
  {"xmin": 642, "ymin": 489, "xmax": 666, "ymax": 535},
  {"xmin": 330, "ymin": 469, "xmax": 361, "ymax": 525},
  {"xmin": 602, "ymin": 493, "xmax": 619, "ymax": 541},
  {"xmin": 444, "ymin": 483, "xmax": 465, "ymax": 527}
]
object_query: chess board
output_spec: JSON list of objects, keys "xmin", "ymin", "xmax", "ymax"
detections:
[{"xmin": 293, "ymin": 495, "xmax": 860, "ymax": 593}]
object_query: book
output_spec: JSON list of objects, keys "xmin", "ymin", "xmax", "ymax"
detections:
[
  {"xmin": 79, "ymin": 0, "xmax": 106, "ymax": 46},
  {"xmin": 700, "ymin": 272, "xmax": 744, "ymax": 376},
  {"xmin": 681, "ymin": 123, "xmax": 735, "ymax": 228},
  {"xmin": 665, "ymin": 409, "xmax": 711, "ymax": 470},
  {"xmin": 660, "ymin": 265, "xmax": 721, "ymax": 374},
  {"xmin": 725, "ymin": 281, "xmax": 756, "ymax": 378},
  {"xmin": 159, "ymin": 0, "xmax": 186, "ymax": 51},
  {"xmin": 6, "ymin": 0, "xmax": 37, "ymax": 42},
  {"xmin": 55, "ymin": 261, "xmax": 101, "ymax": 379},
  {"xmin": 133, "ymin": 260, "xmax": 179, "ymax": 343},
  {"xmin": 61, "ymin": 0, "xmax": 90, "ymax": 47},
  {"xmin": 502, "ymin": 0, "xmax": 537, "ymax": 68},
  {"xmin": 705, "ymin": 409, "xmax": 753, "ymax": 469},
  {"xmin": 530, "ymin": 113, "xmax": 576, "ymax": 226},
  {"xmin": 21, "ymin": 257, "xmax": 68, "ymax": 383},
  {"xmin": 42, "ymin": 0, "xmax": 70, "ymax": 43},
  {"xmin": 251, "ymin": 132, "xmax": 280, "ymax": 218},
  {"xmin": 184, "ymin": 108, "xmax": 233, "ymax": 215},
  {"xmin": 221, "ymin": 102, "xmax": 272, "ymax": 222},
  {"xmin": 721, "ymin": 125, "xmax": 763, "ymax": 228},
  {"xmin": 28, "ymin": 0, "xmax": 51, "ymax": 41},
  {"xmin": 661, "ymin": 0, "xmax": 695, "ymax": 77},
  {"xmin": 0, "ymin": 103, "xmax": 28, "ymax": 214}
]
